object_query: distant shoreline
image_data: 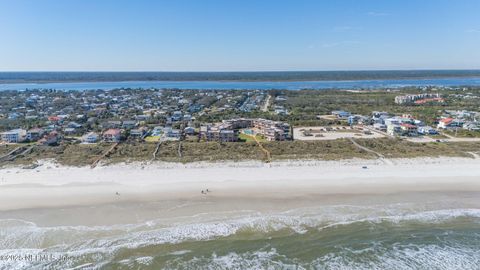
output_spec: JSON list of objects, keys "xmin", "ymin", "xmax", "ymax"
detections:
[
  {"xmin": 1, "ymin": 76, "xmax": 480, "ymax": 91},
  {"xmin": 1, "ymin": 70, "xmax": 480, "ymax": 84}
]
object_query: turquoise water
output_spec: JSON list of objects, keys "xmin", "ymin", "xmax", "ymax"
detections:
[
  {"xmin": 1, "ymin": 192, "xmax": 479, "ymax": 269},
  {"xmin": 1, "ymin": 77, "xmax": 480, "ymax": 91},
  {"xmin": 243, "ymin": 129, "xmax": 254, "ymax": 135}
]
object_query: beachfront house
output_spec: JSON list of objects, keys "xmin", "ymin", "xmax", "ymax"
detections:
[
  {"xmin": 130, "ymin": 127, "xmax": 148, "ymax": 139},
  {"xmin": 39, "ymin": 131, "xmax": 60, "ymax": 146},
  {"xmin": 163, "ymin": 127, "xmax": 181, "ymax": 140},
  {"xmin": 151, "ymin": 126, "xmax": 164, "ymax": 137},
  {"xmin": 1, "ymin": 129, "xmax": 27, "ymax": 143},
  {"xmin": 26, "ymin": 128, "xmax": 45, "ymax": 142},
  {"xmin": 82, "ymin": 132, "xmax": 100, "ymax": 143},
  {"xmin": 103, "ymin": 129, "xmax": 121, "ymax": 143}
]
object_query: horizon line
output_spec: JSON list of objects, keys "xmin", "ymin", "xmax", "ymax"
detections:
[{"xmin": 1, "ymin": 68, "xmax": 480, "ymax": 73}]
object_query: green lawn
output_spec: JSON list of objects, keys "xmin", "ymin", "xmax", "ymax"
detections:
[
  {"xmin": 144, "ymin": 136, "xmax": 161, "ymax": 142},
  {"xmin": 238, "ymin": 133, "xmax": 267, "ymax": 142}
]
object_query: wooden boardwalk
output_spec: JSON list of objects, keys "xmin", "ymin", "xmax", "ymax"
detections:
[
  {"xmin": 177, "ymin": 142, "xmax": 183, "ymax": 158},
  {"xmin": 151, "ymin": 141, "xmax": 162, "ymax": 161},
  {"xmin": 0, "ymin": 145, "xmax": 34, "ymax": 163},
  {"xmin": 91, "ymin": 142, "xmax": 119, "ymax": 168}
]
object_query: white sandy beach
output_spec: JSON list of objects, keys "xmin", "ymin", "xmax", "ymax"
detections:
[
  {"xmin": 1, "ymin": 157, "xmax": 480, "ymax": 270},
  {"xmin": 1, "ymin": 157, "xmax": 480, "ymax": 212}
]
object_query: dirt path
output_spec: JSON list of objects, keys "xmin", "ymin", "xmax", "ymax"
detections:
[
  {"xmin": 441, "ymin": 132, "xmax": 480, "ymax": 142},
  {"xmin": 348, "ymin": 138, "xmax": 393, "ymax": 165},
  {"xmin": 252, "ymin": 135, "xmax": 271, "ymax": 162}
]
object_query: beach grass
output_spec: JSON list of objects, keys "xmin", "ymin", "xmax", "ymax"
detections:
[{"xmin": 1, "ymin": 139, "xmax": 480, "ymax": 167}]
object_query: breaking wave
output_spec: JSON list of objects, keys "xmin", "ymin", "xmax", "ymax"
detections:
[{"xmin": 1, "ymin": 207, "xmax": 480, "ymax": 269}]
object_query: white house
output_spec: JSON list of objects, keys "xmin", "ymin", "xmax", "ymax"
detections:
[
  {"xmin": 1, "ymin": 129, "xmax": 27, "ymax": 143},
  {"xmin": 82, "ymin": 132, "xmax": 99, "ymax": 143},
  {"xmin": 417, "ymin": 126, "xmax": 438, "ymax": 135}
]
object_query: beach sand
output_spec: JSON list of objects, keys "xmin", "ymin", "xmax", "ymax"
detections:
[
  {"xmin": 2, "ymin": 157, "xmax": 480, "ymax": 269},
  {"xmin": 1, "ymin": 157, "xmax": 479, "ymax": 214}
]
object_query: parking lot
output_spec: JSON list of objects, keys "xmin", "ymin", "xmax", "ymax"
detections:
[{"xmin": 293, "ymin": 126, "xmax": 386, "ymax": 141}]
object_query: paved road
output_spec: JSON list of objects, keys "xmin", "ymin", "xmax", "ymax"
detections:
[{"xmin": 261, "ymin": 95, "xmax": 271, "ymax": 112}]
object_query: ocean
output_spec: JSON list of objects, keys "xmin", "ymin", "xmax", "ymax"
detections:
[
  {"xmin": 1, "ymin": 191, "xmax": 479, "ymax": 270},
  {"xmin": 1, "ymin": 77, "xmax": 480, "ymax": 91}
]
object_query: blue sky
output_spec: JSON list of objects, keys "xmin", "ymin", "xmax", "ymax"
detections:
[{"xmin": 0, "ymin": 0, "xmax": 479, "ymax": 71}]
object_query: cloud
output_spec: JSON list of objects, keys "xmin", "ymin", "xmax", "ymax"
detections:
[{"xmin": 367, "ymin": 11, "xmax": 389, "ymax": 17}]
